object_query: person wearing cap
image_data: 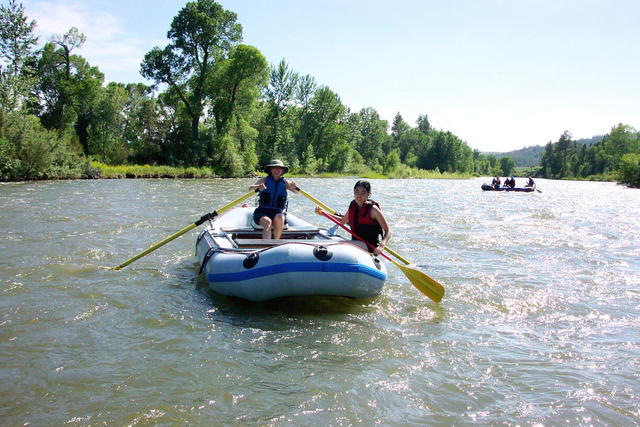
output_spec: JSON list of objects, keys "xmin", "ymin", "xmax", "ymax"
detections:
[{"xmin": 249, "ymin": 159, "xmax": 299, "ymax": 239}]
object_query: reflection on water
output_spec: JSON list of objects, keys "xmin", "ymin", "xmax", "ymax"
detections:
[{"xmin": 1, "ymin": 178, "xmax": 639, "ymax": 425}]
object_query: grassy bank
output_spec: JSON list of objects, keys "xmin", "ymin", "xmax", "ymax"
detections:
[{"xmin": 93, "ymin": 162, "xmax": 474, "ymax": 180}]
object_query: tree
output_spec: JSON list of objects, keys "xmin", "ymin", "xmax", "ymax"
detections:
[
  {"xmin": 0, "ymin": 0, "xmax": 38, "ymax": 111},
  {"xmin": 603, "ymin": 124, "xmax": 639, "ymax": 170},
  {"xmin": 356, "ymin": 107, "xmax": 387, "ymax": 169},
  {"xmin": 258, "ymin": 59, "xmax": 299, "ymax": 162},
  {"xmin": 417, "ymin": 114, "xmax": 431, "ymax": 134},
  {"xmin": 305, "ymin": 86, "xmax": 347, "ymax": 171},
  {"xmin": 124, "ymin": 83, "xmax": 165, "ymax": 165},
  {"xmin": 500, "ymin": 156, "xmax": 515, "ymax": 176},
  {"xmin": 618, "ymin": 153, "xmax": 640, "ymax": 188},
  {"xmin": 86, "ymin": 82, "xmax": 128, "ymax": 164},
  {"xmin": 31, "ymin": 32, "xmax": 104, "ymax": 151},
  {"xmin": 209, "ymin": 44, "xmax": 268, "ymax": 136},
  {"xmin": 389, "ymin": 112, "xmax": 409, "ymax": 153},
  {"xmin": 50, "ymin": 27, "xmax": 86, "ymax": 79},
  {"xmin": 140, "ymin": 0, "xmax": 242, "ymax": 145}
]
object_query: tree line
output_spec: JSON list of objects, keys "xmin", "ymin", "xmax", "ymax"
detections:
[
  {"xmin": 540, "ymin": 126, "xmax": 640, "ymax": 187},
  {"xmin": 0, "ymin": 0, "xmax": 506, "ymax": 181},
  {"xmin": 2, "ymin": 0, "xmax": 637, "ymax": 187}
]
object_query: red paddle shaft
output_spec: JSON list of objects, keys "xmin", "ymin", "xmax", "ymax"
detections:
[{"xmin": 319, "ymin": 210, "xmax": 392, "ymax": 262}]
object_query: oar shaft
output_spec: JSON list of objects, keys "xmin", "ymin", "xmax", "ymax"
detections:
[
  {"xmin": 297, "ymin": 188, "xmax": 337, "ymax": 214},
  {"xmin": 113, "ymin": 189, "xmax": 257, "ymax": 270},
  {"xmin": 113, "ymin": 223, "xmax": 197, "ymax": 270},
  {"xmin": 319, "ymin": 210, "xmax": 394, "ymax": 264}
]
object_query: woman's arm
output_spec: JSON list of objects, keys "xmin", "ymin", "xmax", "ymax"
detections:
[
  {"xmin": 249, "ymin": 178, "xmax": 266, "ymax": 191},
  {"xmin": 371, "ymin": 205, "xmax": 392, "ymax": 255},
  {"xmin": 285, "ymin": 179, "xmax": 299, "ymax": 193},
  {"xmin": 315, "ymin": 206, "xmax": 348, "ymax": 225}
]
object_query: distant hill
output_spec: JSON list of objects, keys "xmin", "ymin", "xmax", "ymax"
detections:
[
  {"xmin": 575, "ymin": 135, "xmax": 605, "ymax": 146},
  {"xmin": 484, "ymin": 145, "xmax": 545, "ymax": 167},
  {"xmin": 484, "ymin": 135, "xmax": 605, "ymax": 167}
]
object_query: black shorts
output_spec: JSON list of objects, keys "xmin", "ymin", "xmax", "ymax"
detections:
[{"xmin": 253, "ymin": 207, "xmax": 285, "ymax": 224}]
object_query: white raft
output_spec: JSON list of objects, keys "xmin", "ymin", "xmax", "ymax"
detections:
[{"xmin": 196, "ymin": 206, "xmax": 387, "ymax": 301}]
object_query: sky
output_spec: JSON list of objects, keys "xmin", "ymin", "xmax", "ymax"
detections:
[{"xmin": 16, "ymin": 0, "xmax": 640, "ymax": 152}]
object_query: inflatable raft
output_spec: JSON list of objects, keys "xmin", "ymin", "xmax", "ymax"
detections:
[
  {"xmin": 481, "ymin": 183, "xmax": 535, "ymax": 192},
  {"xmin": 196, "ymin": 206, "xmax": 387, "ymax": 301}
]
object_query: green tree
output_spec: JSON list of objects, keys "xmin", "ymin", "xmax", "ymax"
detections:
[
  {"xmin": 31, "ymin": 28, "xmax": 103, "ymax": 151},
  {"xmin": 0, "ymin": 0, "xmax": 38, "ymax": 111},
  {"xmin": 124, "ymin": 83, "xmax": 165, "ymax": 165},
  {"xmin": 603, "ymin": 124, "xmax": 640, "ymax": 170},
  {"xmin": 417, "ymin": 114, "xmax": 431, "ymax": 134},
  {"xmin": 3, "ymin": 111, "xmax": 85, "ymax": 179},
  {"xmin": 140, "ymin": 0, "xmax": 242, "ymax": 145},
  {"xmin": 305, "ymin": 86, "xmax": 347, "ymax": 171},
  {"xmin": 389, "ymin": 112, "xmax": 409, "ymax": 154},
  {"xmin": 293, "ymin": 73, "xmax": 317, "ymax": 159},
  {"xmin": 384, "ymin": 148, "xmax": 401, "ymax": 174},
  {"xmin": 209, "ymin": 44, "xmax": 267, "ymax": 136},
  {"xmin": 500, "ymin": 156, "xmax": 515, "ymax": 176},
  {"xmin": 618, "ymin": 153, "xmax": 640, "ymax": 188},
  {"xmin": 258, "ymin": 59, "xmax": 299, "ymax": 162},
  {"xmin": 87, "ymin": 82, "xmax": 128, "ymax": 164},
  {"xmin": 356, "ymin": 107, "xmax": 387, "ymax": 169}
]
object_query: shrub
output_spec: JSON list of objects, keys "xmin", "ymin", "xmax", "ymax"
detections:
[{"xmin": 618, "ymin": 153, "xmax": 640, "ymax": 188}]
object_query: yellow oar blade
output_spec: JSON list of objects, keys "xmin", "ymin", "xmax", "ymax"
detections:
[
  {"xmin": 113, "ymin": 189, "xmax": 256, "ymax": 270},
  {"xmin": 301, "ymin": 187, "xmax": 446, "ymax": 301},
  {"xmin": 396, "ymin": 262, "xmax": 445, "ymax": 302}
]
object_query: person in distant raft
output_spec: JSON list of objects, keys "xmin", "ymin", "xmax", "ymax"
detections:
[
  {"xmin": 316, "ymin": 180, "xmax": 392, "ymax": 256},
  {"xmin": 249, "ymin": 159, "xmax": 299, "ymax": 239},
  {"xmin": 492, "ymin": 176, "xmax": 501, "ymax": 189},
  {"xmin": 525, "ymin": 176, "xmax": 535, "ymax": 187}
]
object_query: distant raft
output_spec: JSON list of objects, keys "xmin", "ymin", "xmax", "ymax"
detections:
[
  {"xmin": 196, "ymin": 206, "xmax": 387, "ymax": 302},
  {"xmin": 481, "ymin": 183, "xmax": 535, "ymax": 192}
]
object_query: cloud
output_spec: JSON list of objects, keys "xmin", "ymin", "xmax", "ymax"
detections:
[{"xmin": 25, "ymin": 0, "xmax": 149, "ymax": 83}]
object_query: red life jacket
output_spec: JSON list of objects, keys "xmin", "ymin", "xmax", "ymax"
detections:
[{"xmin": 347, "ymin": 200, "xmax": 383, "ymax": 251}]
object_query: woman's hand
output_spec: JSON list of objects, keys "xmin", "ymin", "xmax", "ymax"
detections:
[
  {"xmin": 374, "ymin": 243, "xmax": 385, "ymax": 256},
  {"xmin": 314, "ymin": 206, "xmax": 323, "ymax": 215}
]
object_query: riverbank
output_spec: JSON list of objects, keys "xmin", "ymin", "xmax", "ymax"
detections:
[{"xmin": 88, "ymin": 162, "xmax": 474, "ymax": 180}]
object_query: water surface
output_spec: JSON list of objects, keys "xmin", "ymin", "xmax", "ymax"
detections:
[{"xmin": 1, "ymin": 178, "xmax": 639, "ymax": 425}]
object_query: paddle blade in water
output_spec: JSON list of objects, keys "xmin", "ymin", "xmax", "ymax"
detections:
[{"xmin": 398, "ymin": 263, "xmax": 445, "ymax": 302}]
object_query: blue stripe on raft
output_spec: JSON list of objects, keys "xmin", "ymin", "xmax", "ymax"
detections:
[{"xmin": 207, "ymin": 262, "xmax": 387, "ymax": 283}]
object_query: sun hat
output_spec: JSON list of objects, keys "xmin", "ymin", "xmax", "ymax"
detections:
[{"xmin": 264, "ymin": 159, "xmax": 288, "ymax": 174}]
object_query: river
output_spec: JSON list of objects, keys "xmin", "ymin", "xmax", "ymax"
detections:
[{"xmin": 1, "ymin": 177, "xmax": 639, "ymax": 425}]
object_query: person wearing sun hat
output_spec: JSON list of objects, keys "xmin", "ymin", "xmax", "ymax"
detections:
[{"xmin": 249, "ymin": 159, "xmax": 299, "ymax": 239}]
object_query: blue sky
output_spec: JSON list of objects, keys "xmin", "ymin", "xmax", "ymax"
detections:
[{"xmin": 18, "ymin": 0, "xmax": 640, "ymax": 152}]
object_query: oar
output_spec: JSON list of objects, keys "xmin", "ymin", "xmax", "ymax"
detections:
[
  {"xmin": 113, "ymin": 189, "xmax": 256, "ymax": 270},
  {"xmin": 296, "ymin": 187, "xmax": 412, "ymax": 264},
  {"xmin": 318, "ymin": 209, "xmax": 444, "ymax": 302}
]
